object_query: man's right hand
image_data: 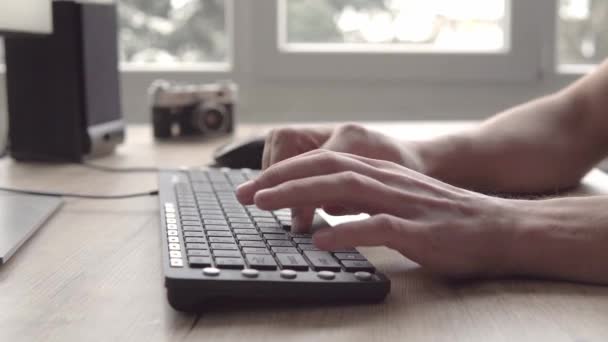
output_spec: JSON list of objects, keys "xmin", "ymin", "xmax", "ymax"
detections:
[{"xmin": 261, "ymin": 123, "xmax": 424, "ymax": 231}]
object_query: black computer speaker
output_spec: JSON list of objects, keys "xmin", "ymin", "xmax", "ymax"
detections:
[{"xmin": 4, "ymin": 0, "xmax": 124, "ymax": 162}]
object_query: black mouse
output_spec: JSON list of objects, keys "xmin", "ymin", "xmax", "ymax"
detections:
[{"xmin": 213, "ymin": 136, "xmax": 266, "ymax": 169}]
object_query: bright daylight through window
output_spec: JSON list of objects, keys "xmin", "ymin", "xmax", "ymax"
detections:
[
  {"xmin": 283, "ymin": 0, "xmax": 509, "ymax": 52},
  {"xmin": 558, "ymin": 0, "xmax": 608, "ymax": 67},
  {"xmin": 0, "ymin": 0, "xmax": 607, "ymax": 71},
  {"xmin": 118, "ymin": 0, "xmax": 228, "ymax": 68}
]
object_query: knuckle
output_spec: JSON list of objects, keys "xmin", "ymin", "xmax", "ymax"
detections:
[
  {"xmin": 337, "ymin": 123, "xmax": 367, "ymax": 136},
  {"xmin": 340, "ymin": 171, "xmax": 367, "ymax": 189},
  {"xmin": 317, "ymin": 151, "xmax": 344, "ymax": 170},
  {"xmin": 273, "ymin": 127, "xmax": 298, "ymax": 142},
  {"xmin": 375, "ymin": 214, "xmax": 401, "ymax": 238}
]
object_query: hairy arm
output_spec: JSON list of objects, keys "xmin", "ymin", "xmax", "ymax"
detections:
[{"xmin": 414, "ymin": 60, "xmax": 608, "ymax": 194}]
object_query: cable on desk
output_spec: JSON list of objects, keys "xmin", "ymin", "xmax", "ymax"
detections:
[
  {"xmin": 0, "ymin": 187, "xmax": 159, "ymax": 199},
  {"xmin": 80, "ymin": 161, "xmax": 161, "ymax": 173}
]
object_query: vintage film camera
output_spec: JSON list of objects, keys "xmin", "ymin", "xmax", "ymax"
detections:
[{"xmin": 150, "ymin": 80, "xmax": 237, "ymax": 139}]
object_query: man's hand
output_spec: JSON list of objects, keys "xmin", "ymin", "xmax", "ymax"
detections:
[
  {"xmin": 262, "ymin": 124, "xmax": 423, "ymax": 230},
  {"xmin": 237, "ymin": 150, "xmax": 517, "ymax": 278}
]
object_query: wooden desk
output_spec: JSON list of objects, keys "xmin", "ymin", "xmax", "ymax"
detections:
[{"xmin": 1, "ymin": 123, "xmax": 608, "ymax": 342}]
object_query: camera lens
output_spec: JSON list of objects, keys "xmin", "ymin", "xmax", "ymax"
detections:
[
  {"xmin": 203, "ymin": 109, "xmax": 224, "ymax": 131},
  {"xmin": 193, "ymin": 103, "xmax": 226, "ymax": 133}
]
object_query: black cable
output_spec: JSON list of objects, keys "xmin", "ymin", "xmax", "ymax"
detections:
[{"xmin": 0, "ymin": 186, "xmax": 159, "ymax": 199}]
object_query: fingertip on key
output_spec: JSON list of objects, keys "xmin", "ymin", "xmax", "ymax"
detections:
[
  {"xmin": 252, "ymin": 189, "xmax": 274, "ymax": 210},
  {"xmin": 313, "ymin": 229, "xmax": 335, "ymax": 250},
  {"xmin": 236, "ymin": 180, "xmax": 255, "ymax": 204}
]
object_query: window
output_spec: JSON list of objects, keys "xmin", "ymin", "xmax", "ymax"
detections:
[
  {"xmin": 1, "ymin": 1, "xmax": 606, "ymax": 123},
  {"xmin": 119, "ymin": 0, "xmax": 230, "ymax": 70},
  {"xmin": 0, "ymin": 1, "xmax": 230, "ymax": 71},
  {"xmin": 558, "ymin": 0, "xmax": 608, "ymax": 70},
  {"xmin": 284, "ymin": 0, "xmax": 508, "ymax": 53},
  {"xmin": 251, "ymin": 0, "xmax": 539, "ymax": 81}
]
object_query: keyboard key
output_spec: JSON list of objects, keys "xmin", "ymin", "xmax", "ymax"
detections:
[
  {"xmin": 239, "ymin": 241, "xmax": 266, "ymax": 248},
  {"xmin": 216, "ymin": 258, "xmax": 245, "ymax": 269},
  {"xmin": 334, "ymin": 253, "xmax": 366, "ymax": 261},
  {"xmin": 181, "ymin": 215, "xmax": 201, "ymax": 221},
  {"xmin": 213, "ymin": 250, "xmax": 242, "ymax": 258},
  {"xmin": 267, "ymin": 240, "xmax": 293, "ymax": 247},
  {"xmin": 184, "ymin": 237, "xmax": 206, "ymax": 243},
  {"xmin": 187, "ymin": 249, "xmax": 210, "ymax": 257},
  {"xmin": 257, "ymin": 223, "xmax": 282, "ymax": 229},
  {"xmin": 254, "ymin": 218, "xmax": 278, "ymax": 223},
  {"xmin": 169, "ymin": 243, "xmax": 181, "ymax": 251},
  {"xmin": 182, "ymin": 226, "xmax": 203, "ymax": 232},
  {"xmin": 259, "ymin": 227, "xmax": 285, "ymax": 234},
  {"xmin": 232, "ymin": 223, "xmax": 256, "ymax": 229},
  {"xmin": 200, "ymin": 209, "xmax": 224, "ymax": 216},
  {"xmin": 237, "ymin": 235, "xmax": 263, "ymax": 241},
  {"xmin": 207, "ymin": 231, "xmax": 233, "ymax": 237},
  {"xmin": 168, "ymin": 236, "xmax": 179, "ymax": 243},
  {"xmin": 299, "ymin": 244, "xmax": 320, "ymax": 251},
  {"xmin": 271, "ymin": 247, "xmax": 299, "ymax": 254},
  {"xmin": 184, "ymin": 232, "xmax": 205, "ymax": 237},
  {"xmin": 303, "ymin": 251, "xmax": 342, "ymax": 271},
  {"xmin": 250, "ymin": 212, "xmax": 274, "ymax": 218},
  {"xmin": 211, "ymin": 243, "xmax": 239, "ymax": 250},
  {"xmin": 170, "ymin": 258, "xmax": 184, "ymax": 267},
  {"xmin": 204, "ymin": 219, "xmax": 228, "ymax": 225},
  {"xmin": 293, "ymin": 237, "xmax": 314, "ymax": 244},
  {"xmin": 188, "ymin": 256, "xmax": 212, "ymax": 268},
  {"xmin": 204, "ymin": 224, "xmax": 230, "ymax": 231},
  {"xmin": 242, "ymin": 247, "xmax": 271, "ymax": 254},
  {"xmin": 341, "ymin": 260, "xmax": 375, "ymax": 272},
  {"xmin": 199, "ymin": 214, "xmax": 225, "ymax": 220},
  {"xmin": 186, "ymin": 243, "xmax": 208, "ymax": 250},
  {"xmin": 226, "ymin": 213, "xmax": 250, "ymax": 218},
  {"xmin": 182, "ymin": 220, "xmax": 202, "ymax": 226},
  {"xmin": 228, "ymin": 217, "xmax": 252, "ymax": 223},
  {"xmin": 276, "ymin": 253, "xmax": 309, "ymax": 271},
  {"xmin": 263, "ymin": 233, "xmax": 289, "ymax": 240},
  {"xmin": 224, "ymin": 208, "xmax": 248, "ymax": 214},
  {"xmin": 233, "ymin": 229, "xmax": 258, "ymax": 235},
  {"xmin": 245, "ymin": 254, "xmax": 278, "ymax": 270},
  {"xmin": 209, "ymin": 237, "xmax": 236, "ymax": 243}
]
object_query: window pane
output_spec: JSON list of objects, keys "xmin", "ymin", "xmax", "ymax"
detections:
[
  {"xmin": 0, "ymin": 1, "xmax": 229, "ymax": 68},
  {"xmin": 283, "ymin": 0, "xmax": 509, "ymax": 52},
  {"xmin": 558, "ymin": 0, "xmax": 608, "ymax": 66},
  {"xmin": 119, "ymin": 0, "xmax": 229, "ymax": 67}
]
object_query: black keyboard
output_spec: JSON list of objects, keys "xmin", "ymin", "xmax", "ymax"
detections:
[{"xmin": 159, "ymin": 168, "xmax": 390, "ymax": 311}]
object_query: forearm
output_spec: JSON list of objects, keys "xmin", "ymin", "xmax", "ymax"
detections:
[
  {"xmin": 503, "ymin": 196, "xmax": 608, "ymax": 284},
  {"xmin": 412, "ymin": 91, "xmax": 603, "ymax": 194}
]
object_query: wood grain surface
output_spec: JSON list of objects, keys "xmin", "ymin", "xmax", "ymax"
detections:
[{"xmin": 1, "ymin": 123, "xmax": 608, "ymax": 342}]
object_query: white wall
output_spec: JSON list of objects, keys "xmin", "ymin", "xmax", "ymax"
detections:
[{"xmin": 0, "ymin": 73, "xmax": 575, "ymax": 128}]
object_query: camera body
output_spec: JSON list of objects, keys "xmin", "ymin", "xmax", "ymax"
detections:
[{"xmin": 150, "ymin": 80, "xmax": 236, "ymax": 139}]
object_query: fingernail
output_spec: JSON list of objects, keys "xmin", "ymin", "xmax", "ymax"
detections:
[
  {"xmin": 236, "ymin": 180, "xmax": 254, "ymax": 192},
  {"xmin": 236, "ymin": 180, "xmax": 255, "ymax": 204}
]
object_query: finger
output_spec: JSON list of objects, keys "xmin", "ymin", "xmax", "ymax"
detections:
[
  {"xmin": 261, "ymin": 130, "xmax": 274, "ymax": 170},
  {"xmin": 237, "ymin": 151, "xmax": 381, "ymax": 205},
  {"xmin": 291, "ymin": 206, "xmax": 316, "ymax": 233},
  {"xmin": 312, "ymin": 214, "xmax": 422, "ymax": 252},
  {"xmin": 253, "ymin": 172, "xmax": 414, "ymax": 217},
  {"xmin": 322, "ymin": 205, "xmax": 359, "ymax": 216}
]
